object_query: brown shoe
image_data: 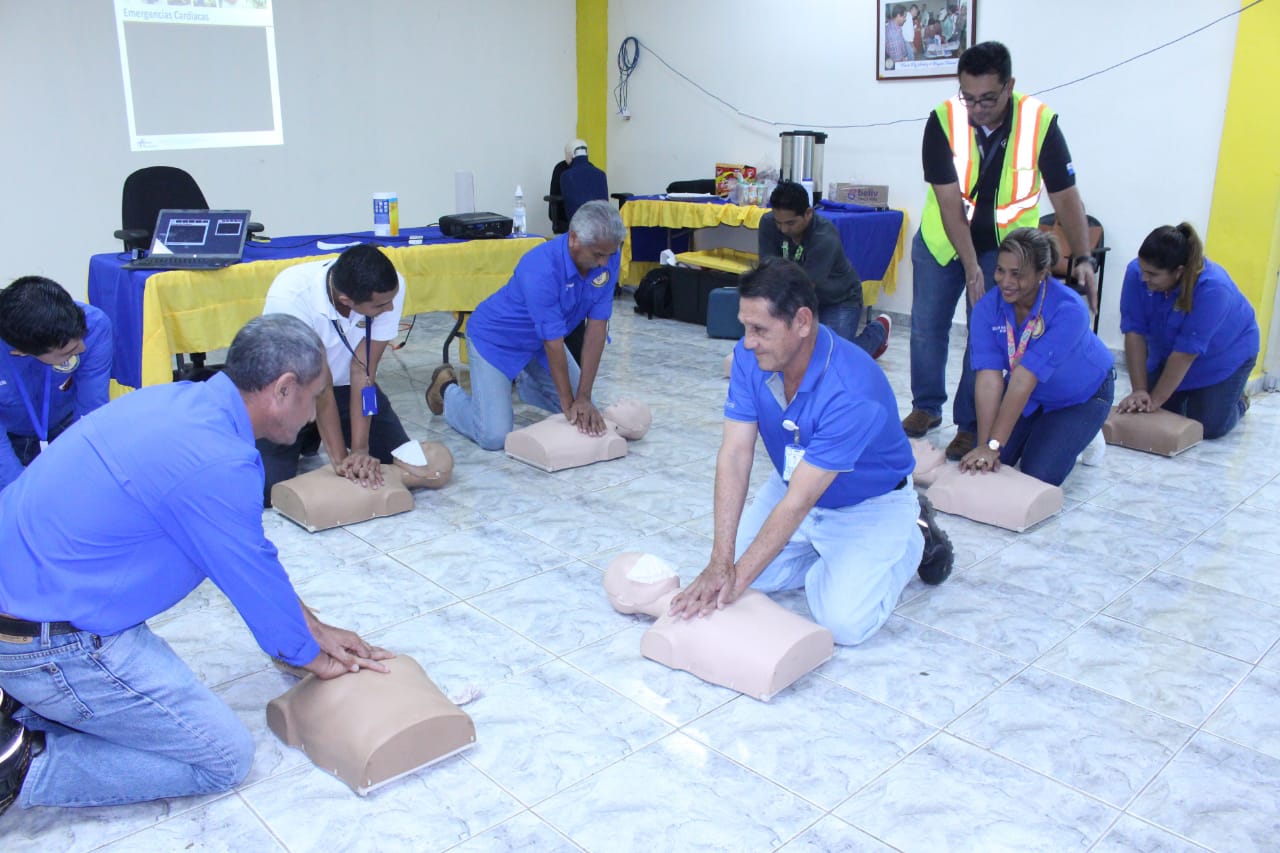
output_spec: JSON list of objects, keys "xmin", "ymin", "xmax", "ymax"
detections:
[
  {"xmin": 426, "ymin": 364, "xmax": 457, "ymax": 416},
  {"xmin": 901, "ymin": 409, "xmax": 942, "ymax": 438},
  {"xmin": 945, "ymin": 430, "xmax": 976, "ymax": 461}
]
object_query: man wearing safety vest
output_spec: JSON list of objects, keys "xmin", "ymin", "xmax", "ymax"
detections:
[{"xmin": 903, "ymin": 41, "xmax": 1098, "ymax": 462}]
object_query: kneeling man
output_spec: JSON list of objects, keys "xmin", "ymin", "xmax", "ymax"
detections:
[
  {"xmin": 671, "ymin": 259, "xmax": 950, "ymax": 645},
  {"xmin": 0, "ymin": 315, "xmax": 389, "ymax": 815}
]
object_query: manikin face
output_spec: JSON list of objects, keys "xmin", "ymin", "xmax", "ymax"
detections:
[
  {"xmin": 993, "ymin": 250, "xmax": 1045, "ymax": 309},
  {"xmin": 266, "ymin": 370, "xmax": 329, "ymax": 446},
  {"xmin": 958, "ymin": 71, "xmax": 1012, "ymax": 129},
  {"xmin": 772, "ymin": 208, "xmax": 813, "ymax": 242},
  {"xmin": 568, "ymin": 232, "xmax": 620, "ymax": 277},
  {"xmin": 1137, "ymin": 260, "xmax": 1184, "ymax": 293},
  {"xmin": 739, "ymin": 296, "xmax": 812, "ymax": 374},
  {"xmin": 31, "ymin": 338, "xmax": 86, "ymax": 366}
]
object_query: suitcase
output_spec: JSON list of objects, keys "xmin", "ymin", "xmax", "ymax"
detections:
[{"xmin": 706, "ymin": 287, "xmax": 744, "ymax": 339}]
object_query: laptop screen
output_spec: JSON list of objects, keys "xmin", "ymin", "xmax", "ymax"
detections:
[{"xmin": 149, "ymin": 209, "xmax": 250, "ymax": 257}]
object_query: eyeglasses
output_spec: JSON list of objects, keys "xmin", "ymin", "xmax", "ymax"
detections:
[{"xmin": 957, "ymin": 82, "xmax": 1006, "ymax": 109}]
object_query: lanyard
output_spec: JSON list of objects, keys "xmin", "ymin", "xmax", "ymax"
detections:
[
  {"xmin": 5, "ymin": 359, "xmax": 52, "ymax": 442},
  {"xmin": 331, "ymin": 319, "xmax": 372, "ymax": 381},
  {"xmin": 781, "ymin": 240, "xmax": 805, "ymax": 263},
  {"xmin": 1005, "ymin": 280, "xmax": 1048, "ymax": 369}
]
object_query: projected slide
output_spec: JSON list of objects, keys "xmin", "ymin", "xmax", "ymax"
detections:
[{"xmin": 114, "ymin": 0, "xmax": 283, "ymax": 152}]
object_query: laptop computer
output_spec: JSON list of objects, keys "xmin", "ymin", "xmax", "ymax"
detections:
[{"xmin": 124, "ymin": 209, "xmax": 251, "ymax": 271}]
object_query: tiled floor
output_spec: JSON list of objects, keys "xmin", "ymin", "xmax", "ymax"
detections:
[{"xmin": 8, "ymin": 305, "xmax": 1280, "ymax": 852}]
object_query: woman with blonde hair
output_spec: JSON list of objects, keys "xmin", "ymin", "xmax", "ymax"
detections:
[
  {"xmin": 958, "ymin": 228, "xmax": 1114, "ymax": 485},
  {"xmin": 1117, "ymin": 222, "xmax": 1258, "ymax": 438}
]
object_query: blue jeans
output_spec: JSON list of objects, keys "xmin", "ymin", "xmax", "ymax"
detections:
[
  {"xmin": 737, "ymin": 473, "xmax": 923, "ymax": 646},
  {"xmin": 444, "ymin": 343, "xmax": 582, "ymax": 450},
  {"xmin": 1001, "ymin": 370, "xmax": 1116, "ymax": 486},
  {"xmin": 820, "ymin": 303, "xmax": 886, "ymax": 358},
  {"xmin": 1153, "ymin": 356, "xmax": 1255, "ymax": 440},
  {"xmin": 0, "ymin": 623, "xmax": 254, "ymax": 808},
  {"xmin": 909, "ymin": 229, "xmax": 999, "ymax": 431}
]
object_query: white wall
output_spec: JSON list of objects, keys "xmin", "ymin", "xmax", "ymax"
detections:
[
  {"xmin": 0, "ymin": 0, "xmax": 578, "ymax": 300},
  {"xmin": 606, "ymin": 0, "xmax": 1240, "ymax": 347}
]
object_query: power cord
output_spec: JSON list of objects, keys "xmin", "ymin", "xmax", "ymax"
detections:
[{"xmin": 615, "ymin": 36, "xmax": 639, "ymax": 118}]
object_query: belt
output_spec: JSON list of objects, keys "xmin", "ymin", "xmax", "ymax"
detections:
[{"xmin": 0, "ymin": 613, "xmax": 79, "ymax": 638}]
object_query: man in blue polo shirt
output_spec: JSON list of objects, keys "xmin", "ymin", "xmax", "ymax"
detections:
[
  {"xmin": 670, "ymin": 258, "xmax": 952, "ymax": 645},
  {"xmin": 427, "ymin": 200, "xmax": 627, "ymax": 450},
  {"xmin": 0, "ymin": 276, "xmax": 113, "ymax": 494},
  {"xmin": 0, "ymin": 315, "xmax": 389, "ymax": 815}
]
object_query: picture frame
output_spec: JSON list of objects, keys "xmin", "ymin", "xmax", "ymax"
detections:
[{"xmin": 877, "ymin": 1, "xmax": 977, "ymax": 81}]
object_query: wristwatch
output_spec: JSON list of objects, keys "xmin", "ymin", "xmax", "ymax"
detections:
[
  {"xmin": 1073, "ymin": 254, "xmax": 1099, "ymax": 272},
  {"xmin": 987, "ymin": 438, "xmax": 1002, "ymax": 452}
]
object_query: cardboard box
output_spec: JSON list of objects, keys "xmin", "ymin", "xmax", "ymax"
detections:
[
  {"xmin": 827, "ymin": 183, "xmax": 890, "ymax": 209},
  {"xmin": 715, "ymin": 163, "xmax": 752, "ymax": 198}
]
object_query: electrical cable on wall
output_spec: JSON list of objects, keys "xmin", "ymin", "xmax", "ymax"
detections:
[
  {"xmin": 615, "ymin": 36, "xmax": 639, "ymax": 118},
  {"xmin": 619, "ymin": 0, "xmax": 1263, "ymax": 129}
]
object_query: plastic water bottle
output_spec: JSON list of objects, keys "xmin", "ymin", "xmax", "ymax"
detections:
[{"xmin": 512, "ymin": 185, "xmax": 526, "ymax": 236}]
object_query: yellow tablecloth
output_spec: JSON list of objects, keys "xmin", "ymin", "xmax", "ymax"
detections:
[
  {"xmin": 136, "ymin": 237, "xmax": 543, "ymax": 387},
  {"xmin": 619, "ymin": 199, "xmax": 907, "ymax": 308}
]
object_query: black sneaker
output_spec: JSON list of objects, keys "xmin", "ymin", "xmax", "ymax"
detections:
[
  {"xmin": 916, "ymin": 493, "xmax": 954, "ymax": 585},
  {"xmin": 0, "ymin": 687, "xmax": 16, "ymax": 719},
  {"xmin": 0, "ymin": 716, "xmax": 35, "ymax": 818}
]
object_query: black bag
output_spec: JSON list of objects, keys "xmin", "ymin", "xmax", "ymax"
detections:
[{"xmin": 634, "ymin": 267, "xmax": 675, "ymax": 319}]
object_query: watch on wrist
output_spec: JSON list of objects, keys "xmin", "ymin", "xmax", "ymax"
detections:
[
  {"xmin": 1073, "ymin": 254, "xmax": 1099, "ymax": 272},
  {"xmin": 987, "ymin": 438, "xmax": 1001, "ymax": 452}
]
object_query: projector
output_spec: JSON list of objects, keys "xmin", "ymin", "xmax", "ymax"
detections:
[{"xmin": 439, "ymin": 211, "xmax": 513, "ymax": 239}]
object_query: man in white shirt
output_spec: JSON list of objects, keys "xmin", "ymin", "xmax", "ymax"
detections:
[{"xmin": 257, "ymin": 244, "xmax": 408, "ymax": 505}]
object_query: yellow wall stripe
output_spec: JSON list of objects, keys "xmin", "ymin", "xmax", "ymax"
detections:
[{"xmin": 576, "ymin": 0, "xmax": 609, "ymax": 170}]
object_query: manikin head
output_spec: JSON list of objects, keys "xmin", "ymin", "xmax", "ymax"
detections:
[
  {"xmin": 603, "ymin": 399, "xmax": 652, "ymax": 440},
  {"xmin": 737, "ymin": 258, "xmax": 819, "ymax": 376},
  {"xmin": 604, "ymin": 552, "xmax": 681, "ymax": 617},
  {"xmin": 0, "ymin": 276, "xmax": 88, "ymax": 366},
  {"xmin": 224, "ymin": 314, "xmax": 328, "ymax": 446},
  {"xmin": 567, "ymin": 200, "xmax": 626, "ymax": 278},
  {"xmin": 327, "ymin": 244, "xmax": 400, "ymax": 319},
  {"xmin": 767, "ymin": 181, "xmax": 814, "ymax": 243},
  {"xmin": 564, "ymin": 138, "xmax": 588, "ymax": 164},
  {"xmin": 392, "ymin": 440, "xmax": 454, "ymax": 489},
  {"xmin": 957, "ymin": 41, "xmax": 1014, "ymax": 130}
]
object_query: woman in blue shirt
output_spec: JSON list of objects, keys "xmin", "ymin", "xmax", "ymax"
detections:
[
  {"xmin": 0, "ymin": 277, "xmax": 113, "ymax": 493},
  {"xmin": 959, "ymin": 228, "xmax": 1114, "ymax": 486},
  {"xmin": 1117, "ymin": 222, "xmax": 1258, "ymax": 439}
]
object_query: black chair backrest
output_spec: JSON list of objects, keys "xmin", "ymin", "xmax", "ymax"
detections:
[
  {"xmin": 666, "ymin": 179, "xmax": 717, "ymax": 195},
  {"xmin": 120, "ymin": 166, "xmax": 209, "ymax": 251}
]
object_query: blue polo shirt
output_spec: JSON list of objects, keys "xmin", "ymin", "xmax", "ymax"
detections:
[
  {"xmin": 0, "ymin": 372, "xmax": 320, "ymax": 667},
  {"xmin": 724, "ymin": 325, "xmax": 913, "ymax": 508},
  {"xmin": 970, "ymin": 278, "xmax": 1113, "ymax": 415},
  {"xmin": 0, "ymin": 302, "xmax": 113, "ymax": 491},
  {"xmin": 1119, "ymin": 258, "xmax": 1259, "ymax": 390},
  {"xmin": 466, "ymin": 234, "xmax": 618, "ymax": 379}
]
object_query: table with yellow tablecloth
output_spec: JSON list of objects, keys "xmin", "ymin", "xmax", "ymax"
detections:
[
  {"xmin": 619, "ymin": 196, "xmax": 907, "ymax": 308},
  {"xmin": 88, "ymin": 227, "xmax": 544, "ymax": 392}
]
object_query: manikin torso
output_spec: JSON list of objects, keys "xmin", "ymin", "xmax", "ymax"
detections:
[{"xmin": 504, "ymin": 399, "xmax": 652, "ymax": 472}]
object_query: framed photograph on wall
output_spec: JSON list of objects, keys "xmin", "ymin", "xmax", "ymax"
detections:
[{"xmin": 878, "ymin": 1, "xmax": 976, "ymax": 81}]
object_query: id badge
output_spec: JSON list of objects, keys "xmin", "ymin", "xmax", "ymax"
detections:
[
  {"xmin": 361, "ymin": 384, "xmax": 379, "ymax": 417},
  {"xmin": 782, "ymin": 443, "xmax": 804, "ymax": 483}
]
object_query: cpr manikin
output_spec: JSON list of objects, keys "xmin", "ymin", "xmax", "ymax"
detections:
[
  {"xmin": 603, "ymin": 552, "xmax": 833, "ymax": 701},
  {"xmin": 271, "ymin": 440, "xmax": 454, "ymax": 532},
  {"xmin": 266, "ymin": 655, "xmax": 475, "ymax": 795},
  {"xmin": 909, "ymin": 438, "xmax": 1063, "ymax": 532},
  {"xmin": 1102, "ymin": 407, "xmax": 1204, "ymax": 456},
  {"xmin": 504, "ymin": 399, "xmax": 652, "ymax": 472}
]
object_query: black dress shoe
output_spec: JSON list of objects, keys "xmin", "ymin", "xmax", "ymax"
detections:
[
  {"xmin": 0, "ymin": 687, "xmax": 17, "ymax": 719},
  {"xmin": 0, "ymin": 716, "xmax": 35, "ymax": 818},
  {"xmin": 916, "ymin": 493, "xmax": 955, "ymax": 585}
]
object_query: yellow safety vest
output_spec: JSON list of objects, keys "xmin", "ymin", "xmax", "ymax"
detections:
[{"xmin": 920, "ymin": 91, "xmax": 1056, "ymax": 266}]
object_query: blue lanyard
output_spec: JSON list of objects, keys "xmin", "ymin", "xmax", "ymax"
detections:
[
  {"xmin": 331, "ymin": 319, "xmax": 372, "ymax": 380},
  {"xmin": 5, "ymin": 359, "xmax": 52, "ymax": 441}
]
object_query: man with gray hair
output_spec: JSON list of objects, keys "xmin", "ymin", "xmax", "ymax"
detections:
[
  {"xmin": 428, "ymin": 199, "xmax": 626, "ymax": 449},
  {"xmin": 0, "ymin": 314, "xmax": 390, "ymax": 815}
]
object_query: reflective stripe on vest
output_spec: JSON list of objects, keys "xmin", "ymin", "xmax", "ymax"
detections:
[{"xmin": 920, "ymin": 92, "xmax": 1055, "ymax": 266}]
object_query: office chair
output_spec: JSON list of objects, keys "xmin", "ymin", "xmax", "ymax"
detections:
[
  {"xmin": 1038, "ymin": 212, "xmax": 1108, "ymax": 333},
  {"xmin": 113, "ymin": 166, "xmax": 265, "ymax": 253}
]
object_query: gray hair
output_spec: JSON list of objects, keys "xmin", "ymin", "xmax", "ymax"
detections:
[
  {"xmin": 569, "ymin": 200, "xmax": 626, "ymax": 247},
  {"xmin": 223, "ymin": 314, "xmax": 326, "ymax": 392}
]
